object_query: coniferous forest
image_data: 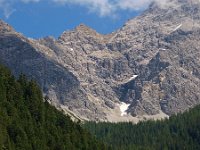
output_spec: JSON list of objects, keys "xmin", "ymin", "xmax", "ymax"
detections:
[
  {"xmin": 84, "ymin": 106, "xmax": 200, "ymax": 150},
  {"xmin": 0, "ymin": 64, "xmax": 108, "ymax": 150}
]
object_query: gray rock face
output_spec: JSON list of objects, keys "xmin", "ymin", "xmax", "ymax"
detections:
[{"xmin": 0, "ymin": 0, "xmax": 200, "ymax": 121}]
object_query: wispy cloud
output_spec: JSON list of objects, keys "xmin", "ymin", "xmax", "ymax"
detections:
[
  {"xmin": 0, "ymin": 0, "xmax": 15, "ymax": 18},
  {"xmin": 1, "ymin": 0, "xmax": 196, "ymax": 18},
  {"xmin": 52, "ymin": 0, "xmax": 181, "ymax": 16},
  {"xmin": 52, "ymin": 0, "xmax": 153, "ymax": 17},
  {"xmin": 117, "ymin": 0, "xmax": 152, "ymax": 11},
  {"xmin": 53, "ymin": 0, "xmax": 115, "ymax": 17},
  {"xmin": 21, "ymin": 0, "xmax": 40, "ymax": 3},
  {"xmin": 0, "ymin": 0, "xmax": 41, "ymax": 18}
]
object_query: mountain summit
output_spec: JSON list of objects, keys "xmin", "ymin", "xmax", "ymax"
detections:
[
  {"xmin": 0, "ymin": 20, "xmax": 14, "ymax": 33},
  {"xmin": 0, "ymin": 0, "xmax": 200, "ymax": 122}
]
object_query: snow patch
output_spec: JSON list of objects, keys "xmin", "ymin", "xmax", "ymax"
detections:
[
  {"xmin": 172, "ymin": 24, "xmax": 182, "ymax": 32},
  {"xmin": 160, "ymin": 48, "xmax": 167, "ymax": 51},
  {"xmin": 119, "ymin": 102, "xmax": 130, "ymax": 116},
  {"xmin": 127, "ymin": 75, "xmax": 138, "ymax": 82},
  {"xmin": 70, "ymin": 48, "xmax": 74, "ymax": 51}
]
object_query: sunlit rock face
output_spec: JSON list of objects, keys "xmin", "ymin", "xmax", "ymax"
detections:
[{"xmin": 0, "ymin": 0, "xmax": 200, "ymax": 122}]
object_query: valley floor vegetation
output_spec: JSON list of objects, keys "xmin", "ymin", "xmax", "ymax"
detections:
[{"xmin": 84, "ymin": 105, "xmax": 200, "ymax": 150}]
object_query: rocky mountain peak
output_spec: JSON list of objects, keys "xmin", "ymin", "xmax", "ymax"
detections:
[
  {"xmin": 75, "ymin": 24, "xmax": 94, "ymax": 32},
  {"xmin": 149, "ymin": 0, "xmax": 200, "ymax": 12},
  {"xmin": 121, "ymin": 0, "xmax": 200, "ymax": 38},
  {"xmin": 58, "ymin": 23, "xmax": 105, "ymax": 49},
  {"xmin": 0, "ymin": 20, "xmax": 14, "ymax": 33},
  {"xmin": 0, "ymin": 2, "xmax": 200, "ymax": 122},
  {"xmin": 150, "ymin": 0, "xmax": 199, "ymax": 7},
  {"xmin": 74, "ymin": 23, "xmax": 104, "ymax": 38}
]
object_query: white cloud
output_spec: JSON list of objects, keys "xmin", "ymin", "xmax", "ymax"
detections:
[
  {"xmin": 117, "ymin": 0, "xmax": 153, "ymax": 11},
  {"xmin": 53, "ymin": 0, "xmax": 153, "ymax": 16},
  {"xmin": 0, "ymin": 0, "xmax": 16, "ymax": 18},
  {"xmin": 51, "ymin": 0, "xmax": 179, "ymax": 16},
  {"xmin": 1, "ymin": 0, "xmax": 199, "ymax": 18},
  {"xmin": 53, "ymin": 0, "xmax": 115, "ymax": 17}
]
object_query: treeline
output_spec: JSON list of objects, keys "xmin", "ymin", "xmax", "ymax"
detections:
[
  {"xmin": 0, "ymin": 64, "xmax": 109, "ymax": 150},
  {"xmin": 84, "ymin": 106, "xmax": 200, "ymax": 150}
]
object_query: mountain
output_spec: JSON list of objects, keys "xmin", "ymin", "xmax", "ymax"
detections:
[
  {"xmin": 0, "ymin": 64, "xmax": 108, "ymax": 150},
  {"xmin": 0, "ymin": 0, "xmax": 200, "ymax": 122}
]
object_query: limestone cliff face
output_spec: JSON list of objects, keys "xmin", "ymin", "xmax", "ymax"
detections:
[
  {"xmin": 0, "ymin": 0, "xmax": 200, "ymax": 121},
  {"xmin": 0, "ymin": 22, "xmax": 90, "ymax": 120}
]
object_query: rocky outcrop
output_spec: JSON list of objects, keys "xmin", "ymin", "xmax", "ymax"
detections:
[{"xmin": 0, "ymin": 0, "xmax": 200, "ymax": 122}]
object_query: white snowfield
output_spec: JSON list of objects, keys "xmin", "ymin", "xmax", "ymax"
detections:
[
  {"xmin": 160, "ymin": 48, "xmax": 167, "ymax": 51},
  {"xmin": 127, "ymin": 75, "xmax": 138, "ymax": 82},
  {"xmin": 172, "ymin": 24, "xmax": 182, "ymax": 32},
  {"xmin": 120, "ymin": 102, "xmax": 130, "ymax": 116}
]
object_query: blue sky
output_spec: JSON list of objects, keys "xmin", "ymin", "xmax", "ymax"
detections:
[{"xmin": 0, "ymin": 0, "xmax": 155, "ymax": 39}]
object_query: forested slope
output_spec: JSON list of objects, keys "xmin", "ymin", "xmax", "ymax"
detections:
[
  {"xmin": 0, "ymin": 64, "xmax": 108, "ymax": 150},
  {"xmin": 85, "ymin": 106, "xmax": 200, "ymax": 150}
]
